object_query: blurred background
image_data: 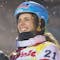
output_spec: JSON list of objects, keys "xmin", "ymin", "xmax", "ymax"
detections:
[{"xmin": 0, "ymin": 0, "xmax": 60, "ymax": 54}]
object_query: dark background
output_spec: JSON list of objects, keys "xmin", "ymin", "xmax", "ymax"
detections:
[{"xmin": 0, "ymin": 0, "xmax": 60, "ymax": 54}]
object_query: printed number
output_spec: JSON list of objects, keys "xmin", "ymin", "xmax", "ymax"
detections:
[{"xmin": 44, "ymin": 50, "xmax": 56, "ymax": 59}]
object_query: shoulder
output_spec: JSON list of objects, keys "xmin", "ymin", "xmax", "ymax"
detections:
[
  {"xmin": 42, "ymin": 41, "xmax": 60, "ymax": 57},
  {"xmin": 38, "ymin": 42, "xmax": 60, "ymax": 60},
  {"xmin": 38, "ymin": 41, "xmax": 57, "ymax": 49},
  {"xmin": 35, "ymin": 41, "xmax": 58, "ymax": 53},
  {"xmin": 43, "ymin": 41, "xmax": 58, "ymax": 50}
]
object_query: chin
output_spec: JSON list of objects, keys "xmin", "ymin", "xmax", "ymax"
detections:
[{"xmin": 20, "ymin": 30, "xmax": 31, "ymax": 33}]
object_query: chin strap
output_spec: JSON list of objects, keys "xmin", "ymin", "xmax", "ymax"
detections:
[{"xmin": 16, "ymin": 35, "xmax": 46, "ymax": 47}]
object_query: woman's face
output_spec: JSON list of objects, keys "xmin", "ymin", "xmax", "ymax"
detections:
[{"xmin": 17, "ymin": 13, "xmax": 36, "ymax": 33}]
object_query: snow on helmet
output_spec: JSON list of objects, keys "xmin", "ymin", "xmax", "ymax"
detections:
[{"xmin": 14, "ymin": 1, "xmax": 48, "ymax": 25}]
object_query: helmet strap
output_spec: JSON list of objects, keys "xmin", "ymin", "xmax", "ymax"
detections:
[{"xmin": 18, "ymin": 31, "xmax": 36, "ymax": 41}]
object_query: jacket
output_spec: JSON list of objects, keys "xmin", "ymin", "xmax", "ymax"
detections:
[{"xmin": 10, "ymin": 33, "xmax": 60, "ymax": 60}]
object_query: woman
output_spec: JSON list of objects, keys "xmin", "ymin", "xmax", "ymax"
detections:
[{"xmin": 10, "ymin": 1, "xmax": 60, "ymax": 60}]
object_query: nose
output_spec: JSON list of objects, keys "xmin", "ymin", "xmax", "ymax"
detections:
[{"xmin": 20, "ymin": 20, "xmax": 25, "ymax": 26}]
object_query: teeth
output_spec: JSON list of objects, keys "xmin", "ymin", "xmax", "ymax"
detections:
[
  {"xmin": 19, "ymin": 27, "xmax": 29, "ymax": 32},
  {"xmin": 21, "ymin": 28, "xmax": 27, "ymax": 31},
  {"xmin": 21, "ymin": 27, "xmax": 28, "ymax": 30},
  {"xmin": 22, "ymin": 28, "xmax": 26, "ymax": 30}
]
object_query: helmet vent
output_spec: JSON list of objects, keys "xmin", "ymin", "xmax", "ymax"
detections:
[{"xmin": 26, "ymin": 4, "xmax": 29, "ymax": 6}]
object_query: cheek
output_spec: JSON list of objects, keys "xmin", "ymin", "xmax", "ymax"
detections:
[
  {"xmin": 17, "ymin": 24, "xmax": 20, "ymax": 30},
  {"xmin": 27, "ymin": 23, "xmax": 31, "ymax": 26},
  {"xmin": 28, "ymin": 22, "xmax": 35, "ymax": 30},
  {"xmin": 27, "ymin": 22, "xmax": 33, "ymax": 27},
  {"xmin": 17, "ymin": 21, "xmax": 35, "ymax": 32}
]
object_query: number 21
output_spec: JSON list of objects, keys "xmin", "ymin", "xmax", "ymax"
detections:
[{"xmin": 44, "ymin": 50, "xmax": 56, "ymax": 59}]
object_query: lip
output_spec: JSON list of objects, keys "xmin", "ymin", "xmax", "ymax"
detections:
[
  {"xmin": 21, "ymin": 28, "xmax": 27, "ymax": 30},
  {"xmin": 20, "ymin": 26, "xmax": 28, "ymax": 29},
  {"xmin": 20, "ymin": 27, "xmax": 29, "ymax": 30}
]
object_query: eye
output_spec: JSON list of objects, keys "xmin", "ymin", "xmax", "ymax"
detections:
[{"xmin": 24, "ymin": 17, "xmax": 30, "ymax": 21}]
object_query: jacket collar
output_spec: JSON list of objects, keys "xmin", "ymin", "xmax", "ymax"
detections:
[{"xmin": 16, "ymin": 35, "xmax": 46, "ymax": 47}]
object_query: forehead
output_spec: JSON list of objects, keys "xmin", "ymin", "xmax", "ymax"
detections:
[{"xmin": 18, "ymin": 13, "xmax": 34, "ymax": 19}]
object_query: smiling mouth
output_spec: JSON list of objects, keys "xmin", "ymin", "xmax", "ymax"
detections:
[{"xmin": 20, "ymin": 27, "xmax": 29, "ymax": 31}]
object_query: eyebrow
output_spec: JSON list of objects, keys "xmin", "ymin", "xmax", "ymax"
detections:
[{"xmin": 24, "ymin": 17, "xmax": 30, "ymax": 19}]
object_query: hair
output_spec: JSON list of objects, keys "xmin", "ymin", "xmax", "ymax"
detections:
[{"xmin": 45, "ymin": 32, "xmax": 60, "ymax": 49}]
